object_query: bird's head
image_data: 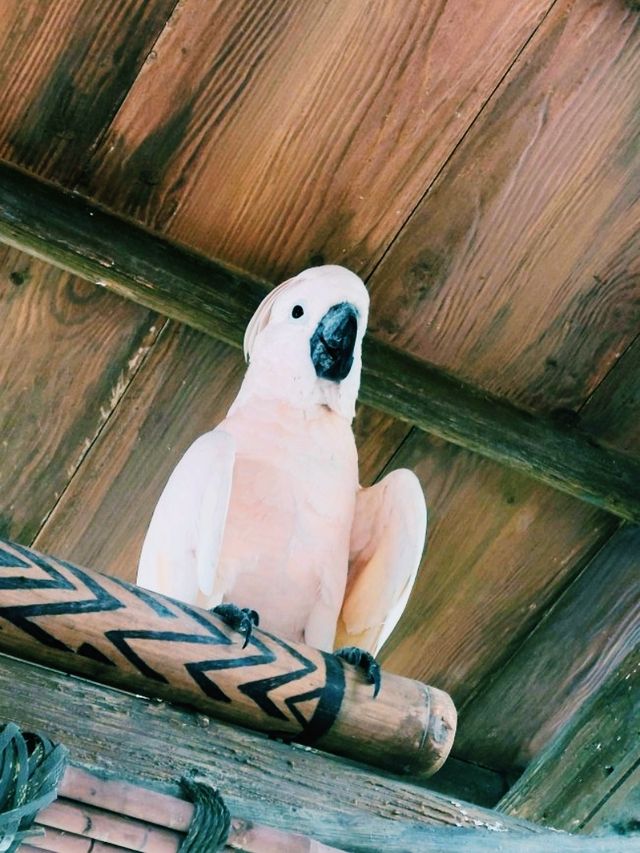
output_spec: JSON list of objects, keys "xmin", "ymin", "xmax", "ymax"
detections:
[{"xmin": 239, "ymin": 265, "xmax": 369, "ymax": 419}]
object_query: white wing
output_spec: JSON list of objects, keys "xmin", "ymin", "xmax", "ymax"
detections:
[
  {"xmin": 137, "ymin": 429, "xmax": 235, "ymax": 607},
  {"xmin": 335, "ymin": 468, "xmax": 427, "ymax": 656}
]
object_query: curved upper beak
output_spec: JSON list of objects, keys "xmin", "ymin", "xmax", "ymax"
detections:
[{"xmin": 310, "ymin": 302, "xmax": 359, "ymax": 382}]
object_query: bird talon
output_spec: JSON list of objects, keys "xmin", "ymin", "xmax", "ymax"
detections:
[
  {"xmin": 211, "ymin": 604, "xmax": 260, "ymax": 648},
  {"xmin": 334, "ymin": 646, "xmax": 381, "ymax": 698}
]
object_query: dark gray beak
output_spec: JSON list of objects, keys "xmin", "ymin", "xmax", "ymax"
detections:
[{"xmin": 310, "ymin": 302, "xmax": 358, "ymax": 382}]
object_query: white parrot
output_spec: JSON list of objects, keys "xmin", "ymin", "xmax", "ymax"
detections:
[{"xmin": 137, "ymin": 265, "xmax": 426, "ymax": 693}]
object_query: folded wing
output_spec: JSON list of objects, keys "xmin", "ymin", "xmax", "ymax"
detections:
[
  {"xmin": 137, "ymin": 429, "xmax": 235, "ymax": 607},
  {"xmin": 335, "ymin": 468, "xmax": 427, "ymax": 655}
]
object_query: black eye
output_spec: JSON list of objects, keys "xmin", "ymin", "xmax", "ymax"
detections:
[{"xmin": 291, "ymin": 305, "xmax": 304, "ymax": 319}]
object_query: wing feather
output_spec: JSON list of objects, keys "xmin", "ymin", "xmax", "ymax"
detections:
[
  {"xmin": 137, "ymin": 429, "xmax": 235, "ymax": 606},
  {"xmin": 336, "ymin": 468, "xmax": 427, "ymax": 655}
]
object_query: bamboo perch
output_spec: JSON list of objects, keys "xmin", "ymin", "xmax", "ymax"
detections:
[{"xmin": 0, "ymin": 539, "xmax": 456, "ymax": 777}]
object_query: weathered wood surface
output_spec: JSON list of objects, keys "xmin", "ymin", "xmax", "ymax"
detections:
[
  {"xmin": 455, "ymin": 523, "xmax": 639, "ymax": 773},
  {"xmin": 581, "ymin": 338, "xmax": 640, "ymax": 457},
  {"xmin": 580, "ymin": 763, "xmax": 640, "ymax": 839},
  {"xmin": 0, "ymin": 539, "xmax": 456, "ymax": 778},
  {"xmin": 499, "ymin": 645, "xmax": 639, "ymax": 835},
  {"xmin": 0, "ymin": 653, "xmax": 528, "ymax": 851},
  {"xmin": 368, "ymin": 0, "xmax": 640, "ymax": 414},
  {"xmin": 374, "ymin": 431, "xmax": 614, "ymax": 701},
  {"xmin": 0, "ymin": 245, "xmax": 156, "ymax": 544},
  {"xmin": 85, "ymin": 0, "xmax": 553, "ymax": 281},
  {"xmin": 1, "ymin": 163, "xmax": 639, "ymax": 523},
  {"xmin": 352, "ymin": 407, "xmax": 412, "ymax": 488},
  {"xmin": 3, "ymin": 654, "xmax": 637, "ymax": 853},
  {"xmin": 0, "ymin": 0, "xmax": 178, "ymax": 184},
  {"xmin": 35, "ymin": 324, "xmax": 244, "ymax": 578}
]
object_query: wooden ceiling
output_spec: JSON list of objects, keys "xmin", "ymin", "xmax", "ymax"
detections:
[{"xmin": 0, "ymin": 0, "xmax": 638, "ymax": 824}]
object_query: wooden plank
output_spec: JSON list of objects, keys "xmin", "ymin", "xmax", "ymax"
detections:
[
  {"xmin": 86, "ymin": 0, "xmax": 554, "ymax": 280},
  {"xmin": 0, "ymin": 654, "xmax": 539, "ymax": 852},
  {"xmin": 1, "ymin": 163, "xmax": 639, "ymax": 522},
  {"xmin": 499, "ymin": 645, "xmax": 640, "ymax": 834},
  {"xmin": 34, "ymin": 323, "xmax": 244, "ymax": 578},
  {"xmin": 454, "ymin": 523, "xmax": 639, "ymax": 773},
  {"xmin": 3, "ymin": 654, "xmax": 637, "ymax": 852},
  {"xmin": 374, "ymin": 431, "xmax": 615, "ymax": 705},
  {"xmin": 580, "ymin": 338, "xmax": 640, "ymax": 456},
  {"xmin": 580, "ymin": 763, "xmax": 640, "ymax": 838},
  {"xmin": 0, "ymin": 245, "xmax": 156, "ymax": 543},
  {"xmin": 0, "ymin": 0, "xmax": 178, "ymax": 184},
  {"xmin": 368, "ymin": 0, "xmax": 640, "ymax": 414}
]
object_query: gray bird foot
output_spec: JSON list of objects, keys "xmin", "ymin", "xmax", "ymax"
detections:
[
  {"xmin": 211, "ymin": 604, "xmax": 259, "ymax": 648},
  {"xmin": 334, "ymin": 646, "xmax": 381, "ymax": 698}
]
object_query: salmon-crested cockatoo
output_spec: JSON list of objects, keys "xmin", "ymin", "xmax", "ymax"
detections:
[{"xmin": 138, "ymin": 265, "xmax": 426, "ymax": 695}]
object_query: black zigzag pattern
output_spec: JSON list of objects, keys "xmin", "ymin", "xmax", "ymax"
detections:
[
  {"xmin": 0, "ymin": 542, "xmax": 122, "ymax": 655},
  {"xmin": 0, "ymin": 541, "xmax": 345, "ymax": 742},
  {"xmin": 105, "ymin": 599, "xmax": 234, "ymax": 687}
]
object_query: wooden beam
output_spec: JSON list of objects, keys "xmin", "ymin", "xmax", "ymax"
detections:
[
  {"xmin": 499, "ymin": 644, "xmax": 639, "ymax": 834},
  {"xmin": 0, "ymin": 653, "xmax": 635, "ymax": 853},
  {"xmin": 0, "ymin": 161, "xmax": 639, "ymax": 521}
]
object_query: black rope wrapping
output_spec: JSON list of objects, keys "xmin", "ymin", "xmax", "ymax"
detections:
[
  {"xmin": 180, "ymin": 774, "xmax": 231, "ymax": 852},
  {"xmin": 0, "ymin": 722, "xmax": 68, "ymax": 852}
]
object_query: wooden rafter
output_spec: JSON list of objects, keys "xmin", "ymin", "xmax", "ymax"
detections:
[{"xmin": 0, "ymin": 161, "xmax": 639, "ymax": 521}]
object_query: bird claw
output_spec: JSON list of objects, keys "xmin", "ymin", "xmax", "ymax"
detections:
[
  {"xmin": 334, "ymin": 646, "xmax": 381, "ymax": 698},
  {"xmin": 211, "ymin": 603, "xmax": 260, "ymax": 648}
]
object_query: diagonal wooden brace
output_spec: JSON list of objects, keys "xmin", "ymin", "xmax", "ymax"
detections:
[{"xmin": 0, "ymin": 539, "xmax": 456, "ymax": 777}]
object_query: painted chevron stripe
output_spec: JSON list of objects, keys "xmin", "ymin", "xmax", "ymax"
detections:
[{"xmin": 0, "ymin": 540, "xmax": 345, "ymax": 742}]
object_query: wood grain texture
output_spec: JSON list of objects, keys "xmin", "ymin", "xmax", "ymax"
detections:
[
  {"xmin": 369, "ymin": 0, "xmax": 640, "ymax": 414},
  {"xmin": 0, "ymin": 654, "xmax": 543, "ymax": 853},
  {"xmin": 499, "ymin": 645, "xmax": 639, "ymax": 834},
  {"xmin": 3, "ymin": 161, "xmax": 640, "ymax": 521},
  {"xmin": 375, "ymin": 431, "xmax": 616, "ymax": 705},
  {"xmin": 0, "ymin": 0, "xmax": 178, "ymax": 183},
  {"xmin": 352, "ymin": 406, "xmax": 411, "ymax": 487},
  {"xmin": 35, "ymin": 322, "xmax": 245, "ymax": 579},
  {"xmin": 581, "ymin": 763, "xmax": 640, "ymax": 838},
  {"xmin": 580, "ymin": 336, "xmax": 640, "ymax": 456},
  {"xmin": 454, "ymin": 523, "xmax": 639, "ymax": 773},
  {"xmin": 0, "ymin": 245, "xmax": 156, "ymax": 544},
  {"xmin": 86, "ymin": 0, "xmax": 553, "ymax": 280}
]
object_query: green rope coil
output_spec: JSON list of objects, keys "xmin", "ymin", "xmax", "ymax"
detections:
[
  {"xmin": 180, "ymin": 774, "xmax": 230, "ymax": 852},
  {"xmin": 0, "ymin": 723, "xmax": 68, "ymax": 852}
]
